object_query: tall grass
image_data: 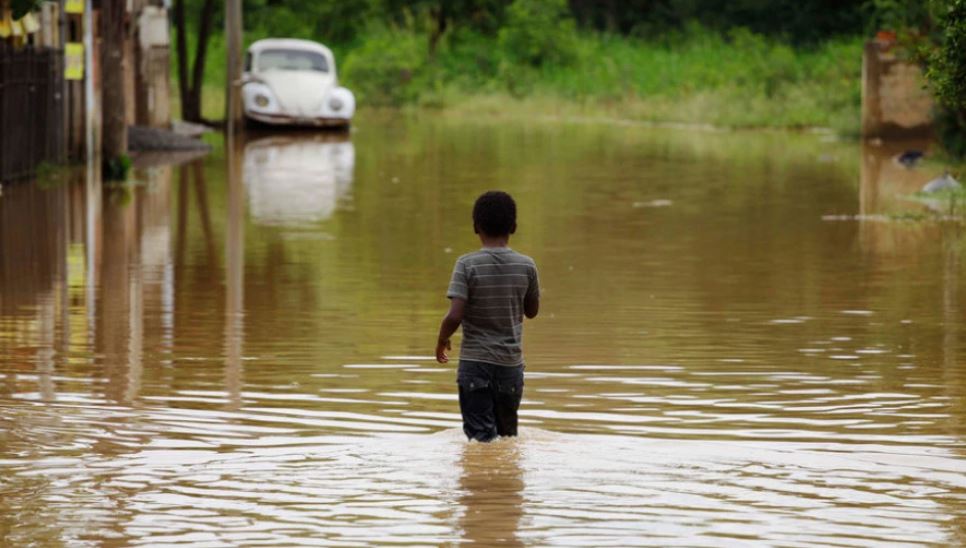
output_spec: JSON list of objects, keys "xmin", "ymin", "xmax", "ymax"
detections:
[{"xmin": 341, "ymin": 25, "xmax": 863, "ymax": 132}]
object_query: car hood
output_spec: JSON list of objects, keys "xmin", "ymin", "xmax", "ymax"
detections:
[{"xmin": 259, "ymin": 70, "xmax": 336, "ymax": 116}]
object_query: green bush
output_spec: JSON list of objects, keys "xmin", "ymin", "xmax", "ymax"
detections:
[
  {"xmin": 341, "ymin": 26, "xmax": 430, "ymax": 106},
  {"xmin": 497, "ymin": 0, "xmax": 577, "ymax": 67}
]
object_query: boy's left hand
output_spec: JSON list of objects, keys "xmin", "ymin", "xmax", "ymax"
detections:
[{"xmin": 435, "ymin": 339, "xmax": 451, "ymax": 363}]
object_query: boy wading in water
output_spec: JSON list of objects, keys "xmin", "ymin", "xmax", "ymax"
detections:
[{"xmin": 436, "ymin": 191, "xmax": 540, "ymax": 442}]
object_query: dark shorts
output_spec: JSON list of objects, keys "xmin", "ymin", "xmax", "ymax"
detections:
[{"xmin": 457, "ymin": 360, "xmax": 524, "ymax": 442}]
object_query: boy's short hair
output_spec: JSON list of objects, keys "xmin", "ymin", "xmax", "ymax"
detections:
[{"xmin": 473, "ymin": 191, "xmax": 517, "ymax": 236}]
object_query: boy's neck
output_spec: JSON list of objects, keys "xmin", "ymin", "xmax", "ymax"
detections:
[{"xmin": 479, "ymin": 234, "xmax": 510, "ymax": 248}]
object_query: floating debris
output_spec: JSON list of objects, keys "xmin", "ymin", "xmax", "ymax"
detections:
[
  {"xmin": 921, "ymin": 173, "xmax": 961, "ymax": 193},
  {"xmin": 633, "ymin": 199, "xmax": 673, "ymax": 208},
  {"xmin": 895, "ymin": 150, "xmax": 924, "ymax": 167},
  {"xmin": 822, "ymin": 214, "xmax": 891, "ymax": 222}
]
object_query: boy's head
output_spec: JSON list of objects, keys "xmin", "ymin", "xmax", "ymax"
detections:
[{"xmin": 473, "ymin": 191, "xmax": 517, "ymax": 237}]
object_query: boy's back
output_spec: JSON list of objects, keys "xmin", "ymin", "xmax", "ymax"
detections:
[
  {"xmin": 447, "ymin": 248, "xmax": 539, "ymax": 367},
  {"xmin": 435, "ymin": 191, "xmax": 540, "ymax": 442}
]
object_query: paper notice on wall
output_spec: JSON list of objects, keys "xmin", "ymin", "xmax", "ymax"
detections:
[
  {"xmin": 65, "ymin": 0, "xmax": 85, "ymax": 14},
  {"xmin": 21, "ymin": 12, "xmax": 40, "ymax": 33},
  {"xmin": 0, "ymin": 14, "xmax": 11, "ymax": 39},
  {"xmin": 65, "ymin": 42, "xmax": 84, "ymax": 80}
]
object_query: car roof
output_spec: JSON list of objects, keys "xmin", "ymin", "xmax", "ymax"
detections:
[{"xmin": 248, "ymin": 38, "xmax": 333, "ymax": 57}]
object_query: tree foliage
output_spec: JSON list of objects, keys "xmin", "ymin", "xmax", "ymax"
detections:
[
  {"xmin": 569, "ymin": 0, "xmax": 870, "ymax": 43},
  {"xmin": 10, "ymin": 0, "xmax": 41, "ymax": 20},
  {"xmin": 926, "ymin": 0, "xmax": 966, "ymax": 157},
  {"xmin": 927, "ymin": 0, "xmax": 966, "ymax": 115}
]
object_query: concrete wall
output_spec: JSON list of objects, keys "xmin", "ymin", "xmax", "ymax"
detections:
[
  {"xmin": 134, "ymin": 6, "xmax": 170, "ymax": 127},
  {"xmin": 861, "ymin": 40, "xmax": 934, "ymax": 139}
]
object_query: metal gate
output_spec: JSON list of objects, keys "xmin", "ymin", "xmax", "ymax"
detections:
[{"xmin": 0, "ymin": 43, "xmax": 66, "ymax": 183}]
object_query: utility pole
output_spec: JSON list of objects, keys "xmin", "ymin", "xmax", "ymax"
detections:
[{"xmin": 224, "ymin": 0, "xmax": 243, "ymax": 133}]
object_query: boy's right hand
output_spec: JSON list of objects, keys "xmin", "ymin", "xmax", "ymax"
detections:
[{"xmin": 435, "ymin": 339, "xmax": 451, "ymax": 363}]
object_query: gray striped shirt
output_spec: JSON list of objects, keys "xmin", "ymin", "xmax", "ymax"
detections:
[{"xmin": 447, "ymin": 247, "xmax": 540, "ymax": 366}]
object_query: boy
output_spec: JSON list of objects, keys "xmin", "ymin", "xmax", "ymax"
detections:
[{"xmin": 435, "ymin": 191, "xmax": 540, "ymax": 442}]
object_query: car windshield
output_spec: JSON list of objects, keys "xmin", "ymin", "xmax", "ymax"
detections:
[{"xmin": 256, "ymin": 49, "xmax": 329, "ymax": 73}]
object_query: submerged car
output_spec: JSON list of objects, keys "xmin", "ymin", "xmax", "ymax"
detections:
[{"xmin": 242, "ymin": 38, "xmax": 355, "ymax": 129}]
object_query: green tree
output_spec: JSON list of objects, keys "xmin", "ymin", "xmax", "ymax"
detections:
[{"xmin": 926, "ymin": 0, "xmax": 966, "ymax": 157}]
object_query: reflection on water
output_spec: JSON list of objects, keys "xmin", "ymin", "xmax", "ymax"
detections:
[
  {"xmin": 1, "ymin": 118, "xmax": 966, "ymax": 545},
  {"xmin": 459, "ymin": 438, "xmax": 524, "ymax": 546},
  {"xmin": 243, "ymin": 133, "xmax": 355, "ymax": 226}
]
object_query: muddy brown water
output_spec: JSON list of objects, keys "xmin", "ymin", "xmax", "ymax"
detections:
[{"xmin": 1, "ymin": 114, "xmax": 965, "ymax": 545}]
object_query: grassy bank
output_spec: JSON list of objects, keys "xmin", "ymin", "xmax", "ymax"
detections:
[{"xmin": 180, "ymin": 26, "xmax": 863, "ymax": 133}]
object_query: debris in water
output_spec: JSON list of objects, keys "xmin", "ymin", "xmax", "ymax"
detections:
[
  {"xmin": 633, "ymin": 199, "xmax": 673, "ymax": 208},
  {"xmin": 822, "ymin": 214, "xmax": 891, "ymax": 222},
  {"xmin": 896, "ymin": 150, "xmax": 924, "ymax": 167},
  {"xmin": 921, "ymin": 172, "xmax": 961, "ymax": 193}
]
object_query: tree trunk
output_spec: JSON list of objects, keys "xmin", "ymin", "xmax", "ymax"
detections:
[
  {"xmin": 428, "ymin": 4, "xmax": 447, "ymax": 57},
  {"xmin": 100, "ymin": 0, "xmax": 127, "ymax": 159},
  {"xmin": 174, "ymin": 0, "xmax": 191, "ymax": 120},
  {"xmin": 174, "ymin": 0, "xmax": 216, "ymax": 122},
  {"xmin": 188, "ymin": 0, "xmax": 216, "ymax": 122}
]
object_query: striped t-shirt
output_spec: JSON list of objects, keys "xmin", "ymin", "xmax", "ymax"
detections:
[{"xmin": 447, "ymin": 247, "xmax": 540, "ymax": 366}]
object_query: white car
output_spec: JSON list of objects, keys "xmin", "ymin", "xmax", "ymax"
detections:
[{"xmin": 242, "ymin": 38, "xmax": 355, "ymax": 129}]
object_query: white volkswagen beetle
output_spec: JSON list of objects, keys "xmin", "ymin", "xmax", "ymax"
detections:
[{"xmin": 242, "ymin": 38, "xmax": 355, "ymax": 129}]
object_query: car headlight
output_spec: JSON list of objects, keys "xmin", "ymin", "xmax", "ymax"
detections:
[
  {"xmin": 329, "ymin": 97, "xmax": 343, "ymax": 112},
  {"xmin": 254, "ymin": 94, "xmax": 270, "ymax": 108}
]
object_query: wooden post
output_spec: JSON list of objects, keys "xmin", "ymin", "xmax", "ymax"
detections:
[
  {"xmin": 39, "ymin": 1, "xmax": 59, "ymax": 48},
  {"xmin": 224, "ymin": 0, "xmax": 243, "ymax": 132},
  {"xmin": 100, "ymin": 0, "xmax": 128, "ymax": 161},
  {"xmin": 83, "ymin": 0, "xmax": 97, "ymax": 163},
  {"xmin": 224, "ymin": 136, "xmax": 243, "ymax": 410}
]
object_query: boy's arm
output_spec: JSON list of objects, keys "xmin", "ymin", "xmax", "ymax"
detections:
[
  {"xmin": 436, "ymin": 297, "xmax": 466, "ymax": 363},
  {"xmin": 524, "ymin": 264, "xmax": 540, "ymax": 319},
  {"xmin": 524, "ymin": 293, "xmax": 539, "ymax": 319}
]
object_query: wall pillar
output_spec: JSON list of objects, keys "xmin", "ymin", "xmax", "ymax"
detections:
[{"xmin": 861, "ymin": 38, "xmax": 934, "ymax": 140}]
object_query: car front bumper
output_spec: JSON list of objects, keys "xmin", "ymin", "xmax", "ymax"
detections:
[{"xmin": 245, "ymin": 111, "xmax": 351, "ymax": 128}]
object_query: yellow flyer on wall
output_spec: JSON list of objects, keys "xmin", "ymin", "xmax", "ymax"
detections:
[
  {"xmin": 65, "ymin": 0, "xmax": 84, "ymax": 14},
  {"xmin": 65, "ymin": 42, "xmax": 84, "ymax": 80}
]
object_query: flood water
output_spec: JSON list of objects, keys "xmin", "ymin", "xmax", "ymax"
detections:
[{"xmin": 2, "ymin": 114, "xmax": 965, "ymax": 546}]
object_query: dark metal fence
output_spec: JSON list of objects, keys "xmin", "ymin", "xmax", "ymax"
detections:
[{"xmin": 0, "ymin": 43, "xmax": 66, "ymax": 183}]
